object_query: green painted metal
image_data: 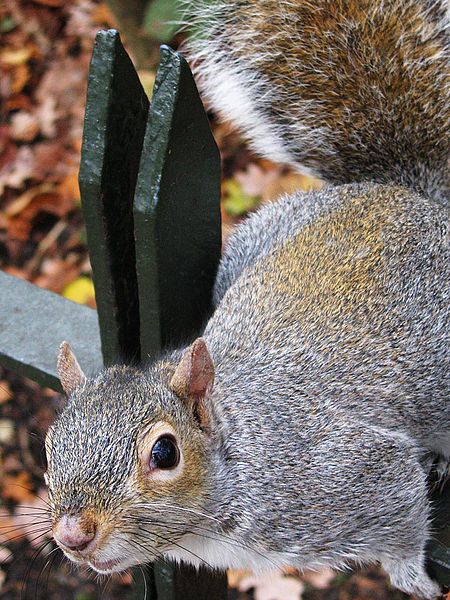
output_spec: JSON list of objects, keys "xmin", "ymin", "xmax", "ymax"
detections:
[
  {"xmin": 79, "ymin": 29, "xmax": 149, "ymax": 365},
  {"xmin": 133, "ymin": 44, "xmax": 225, "ymax": 598},
  {"xmin": 0, "ymin": 271, "xmax": 102, "ymax": 391},
  {"xmin": 155, "ymin": 563, "xmax": 227, "ymax": 600},
  {"xmin": 134, "ymin": 45, "xmax": 222, "ymax": 361},
  {"xmin": 427, "ymin": 483, "xmax": 450, "ymax": 587}
]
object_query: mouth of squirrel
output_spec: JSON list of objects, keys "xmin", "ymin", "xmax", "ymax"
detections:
[{"xmin": 87, "ymin": 557, "xmax": 124, "ymax": 573}]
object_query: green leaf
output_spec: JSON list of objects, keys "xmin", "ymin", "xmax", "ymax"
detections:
[
  {"xmin": 143, "ymin": 0, "xmax": 182, "ymax": 42},
  {"xmin": 222, "ymin": 179, "xmax": 260, "ymax": 216},
  {"xmin": 0, "ymin": 16, "xmax": 16, "ymax": 33}
]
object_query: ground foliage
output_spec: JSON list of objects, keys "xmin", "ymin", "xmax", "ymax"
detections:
[{"xmin": 0, "ymin": 0, "xmax": 440, "ymax": 598}]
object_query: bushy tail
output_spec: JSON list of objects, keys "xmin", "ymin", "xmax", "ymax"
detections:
[{"xmin": 186, "ymin": 0, "xmax": 449, "ymax": 203}]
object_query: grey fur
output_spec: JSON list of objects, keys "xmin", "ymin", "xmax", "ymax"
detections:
[{"xmin": 47, "ymin": 1, "xmax": 449, "ymax": 598}]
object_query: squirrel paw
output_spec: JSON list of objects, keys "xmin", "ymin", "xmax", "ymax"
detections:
[{"xmin": 382, "ymin": 557, "xmax": 441, "ymax": 599}]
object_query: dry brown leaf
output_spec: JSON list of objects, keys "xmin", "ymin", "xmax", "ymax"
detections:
[
  {"xmin": 32, "ymin": 0, "xmax": 65, "ymax": 6},
  {"xmin": 239, "ymin": 572, "xmax": 304, "ymax": 600},
  {"xmin": 4, "ymin": 93, "xmax": 33, "ymax": 112},
  {"xmin": 2, "ymin": 471, "xmax": 35, "ymax": 503},
  {"xmin": 0, "ymin": 145, "xmax": 35, "ymax": 194},
  {"xmin": 0, "ymin": 514, "xmax": 16, "ymax": 545},
  {"xmin": 32, "ymin": 141, "xmax": 67, "ymax": 180},
  {"xmin": 58, "ymin": 170, "xmax": 80, "ymax": 202},
  {"xmin": 10, "ymin": 111, "xmax": 40, "ymax": 142},
  {"xmin": 12, "ymin": 492, "xmax": 51, "ymax": 547},
  {"xmin": 34, "ymin": 56, "xmax": 88, "ymax": 119},
  {"xmin": 303, "ymin": 568, "xmax": 335, "ymax": 589},
  {"xmin": 0, "ymin": 420, "xmax": 14, "ymax": 444},
  {"xmin": 33, "ymin": 257, "xmax": 81, "ymax": 293},
  {"xmin": 0, "ymin": 46, "xmax": 34, "ymax": 67},
  {"xmin": 0, "ymin": 381, "xmax": 11, "ymax": 405},
  {"xmin": 227, "ymin": 569, "xmax": 253, "ymax": 588},
  {"xmin": 4, "ymin": 183, "xmax": 54, "ymax": 217},
  {"xmin": 263, "ymin": 172, "xmax": 323, "ymax": 202},
  {"xmin": 35, "ymin": 95, "xmax": 58, "ymax": 138},
  {"xmin": 91, "ymin": 3, "xmax": 118, "ymax": 27},
  {"xmin": 0, "ymin": 494, "xmax": 52, "ymax": 547},
  {"xmin": 235, "ymin": 162, "xmax": 282, "ymax": 198},
  {"xmin": 10, "ymin": 63, "xmax": 30, "ymax": 94},
  {"xmin": 66, "ymin": 0, "xmax": 102, "ymax": 39},
  {"xmin": 0, "ymin": 547, "xmax": 13, "ymax": 564},
  {"xmin": 0, "ymin": 124, "xmax": 10, "ymax": 155},
  {"xmin": 6, "ymin": 190, "xmax": 73, "ymax": 241}
]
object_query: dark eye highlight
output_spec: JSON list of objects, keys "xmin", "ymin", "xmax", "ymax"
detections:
[{"xmin": 149, "ymin": 436, "xmax": 180, "ymax": 470}]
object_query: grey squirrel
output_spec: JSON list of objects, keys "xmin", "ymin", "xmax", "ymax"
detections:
[{"xmin": 46, "ymin": 1, "xmax": 449, "ymax": 598}]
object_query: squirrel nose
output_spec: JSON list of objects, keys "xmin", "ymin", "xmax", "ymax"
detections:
[{"xmin": 53, "ymin": 515, "xmax": 97, "ymax": 553}]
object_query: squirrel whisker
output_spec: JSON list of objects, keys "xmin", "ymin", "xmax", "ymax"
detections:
[
  {"xmin": 131, "ymin": 516, "xmax": 279, "ymax": 567},
  {"xmin": 33, "ymin": 545, "xmax": 60, "ymax": 600},
  {"xmin": 137, "ymin": 525, "xmax": 214, "ymax": 569},
  {"xmin": 21, "ymin": 538, "xmax": 55, "ymax": 600},
  {"xmin": 135, "ymin": 502, "xmax": 221, "ymax": 525}
]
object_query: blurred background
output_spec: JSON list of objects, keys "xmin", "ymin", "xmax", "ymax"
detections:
[{"xmin": 0, "ymin": 0, "xmax": 417, "ymax": 598}]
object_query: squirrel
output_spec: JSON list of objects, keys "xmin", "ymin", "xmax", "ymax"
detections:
[{"xmin": 45, "ymin": 1, "xmax": 449, "ymax": 599}]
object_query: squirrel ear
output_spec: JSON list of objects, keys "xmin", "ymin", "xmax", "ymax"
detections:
[
  {"xmin": 170, "ymin": 338, "xmax": 214, "ymax": 400},
  {"xmin": 57, "ymin": 341, "xmax": 86, "ymax": 396}
]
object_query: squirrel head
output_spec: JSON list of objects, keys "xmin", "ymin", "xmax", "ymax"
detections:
[{"xmin": 46, "ymin": 339, "xmax": 217, "ymax": 574}]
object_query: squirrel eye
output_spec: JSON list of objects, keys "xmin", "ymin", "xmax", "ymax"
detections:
[{"xmin": 150, "ymin": 436, "xmax": 179, "ymax": 470}]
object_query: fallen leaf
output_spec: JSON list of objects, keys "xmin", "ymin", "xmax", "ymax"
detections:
[
  {"xmin": 5, "ymin": 187, "xmax": 75, "ymax": 241},
  {"xmin": 303, "ymin": 568, "xmax": 335, "ymax": 589},
  {"xmin": 34, "ymin": 257, "xmax": 81, "ymax": 293},
  {"xmin": 0, "ymin": 16, "xmax": 16, "ymax": 33},
  {"xmin": 4, "ymin": 183, "xmax": 54, "ymax": 217},
  {"xmin": 2, "ymin": 471, "xmax": 35, "ymax": 503},
  {"xmin": 63, "ymin": 276, "xmax": 95, "ymax": 306},
  {"xmin": 0, "ymin": 420, "xmax": 14, "ymax": 444},
  {"xmin": 138, "ymin": 69, "xmax": 156, "ymax": 99},
  {"xmin": 10, "ymin": 63, "xmax": 30, "ymax": 94},
  {"xmin": 35, "ymin": 95, "xmax": 58, "ymax": 138},
  {"xmin": 263, "ymin": 172, "xmax": 323, "ymax": 202},
  {"xmin": 235, "ymin": 162, "xmax": 282, "ymax": 197},
  {"xmin": 143, "ymin": 0, "xmax": 181, "ymax": 42},
  {"xmin": 239, "ymin": 572, "xmax": 304, "ymax": 600},
  {"xmin": 0, "ymin": 547, "xmax": 13, "ymax": 564},
  {"xmin": 32, "ymin": 141, "xmax": 67, "ymax": 180},
  {"xmin": 32, "ymin": 0, "xmax": 65, "ymax": 6},
  {"xmin": 4, "ymin": 93, "xmax": 33, "ymax": 112},
  {"xmin": 11, "ymin": 493, "xmax": 51, "ymax": 547},
  {"xmin": 10, "ymin": 110, "xmax": 40, "ymax": 142},
  {"xmin": 227, "ymin": 569, "xmax": 253, "ymax": 588},
  {"xmin": 0, "ymin": 46, "xmax": 34, "ymax": 67},
  {"xmin": 0, "ymin": 513, "xmax": 16, "ymax": 545},
  {"xmin": 0, "ymin": 381, "xmax": 11, "ymax": 405},
  {"xmin": 222, "ymin": 179, "xmax": 260, "ymax": 216},
  {"xmin": 0, "ymin": 145, "xmax": 35, "ymax": 194},
  {"xmin": 91, "ymin": 3, "xmax": 117, "ymax": 27},
  {"xmin": 58, "ymin": 170, "xmax": 80, "ymax": 203},
  {"xmin": 34, "ymin": 56, "xmax": 88, "ymax": 120}
]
